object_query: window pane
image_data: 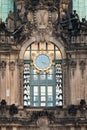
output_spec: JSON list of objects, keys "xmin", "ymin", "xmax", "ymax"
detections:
[
  {"xmin": 41, "ymin": 96, "xmax": 46, "ymax": 101},
  {"xmin": 34, "ymin": 86, "xmax": 38, "ymax": 95},
  {"xmin": 41, "ymin": 103, "xmax": 46, "ymax": 106},
  {"xmin": 47, "ymin": 102, "xmax": 53, "ymax": 106},
  {"xmin": 41, "ymin": 86, "xmax": 45, "ymax": 95},
  {"xmin": 47, "ymin": 69, "xmax": 53, "ymax": 80},
  {"xmin": 48, "ymin": 86, "xmax": 52, "ymax": 94},
  {"xmin": 34, "ymin": 102, "xmax": 39, "ymax": 106},
  {"xmin": 31, "ymin": 43, "xmax": 38, "ymax": 50},
  {"xmin": 39, "ymin": 42, "xmax": 46, "ymax": 50},
  {"xmin": 24, "ymin": 51, "xmax": 30, "ymax": 59},
  {"xmin": 48, "ymin": 42, "xmax": 54, "ymax": 50},
  {"xmin": 34, "ymin": 96, "xmax": 38, "ymax": 101},
  {"xmin": 48, "ymin": 96, "xmax": 53, "ymax": 101},
  {"xmin": 0, "ymin": 0, "xmax": 13, "ymax": 22},
  {"xmin": 40, "ymin": 74, "xmax": 46, "ymax": 80},
  {"xmin": 33, "ymin": 70, "xmax": 38, "ymax": 80},
  {"xmin": 73, "ymin": 0, "xmax": 87, "ymax": 20},
  {"xmin": 49, "ymin": 51, "xmax": 54, "ymax": 59},
  {"xmin": 56, "ymin": 51, "xmax": 62, "ymax": 59}
]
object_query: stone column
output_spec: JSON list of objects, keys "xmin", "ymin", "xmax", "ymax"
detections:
[
  {"xmin": 70, "ymin": 127, "xmax": 75, "ymax": 130},
  {"xmin": 6, "ymin": 59, "xmax": 10, "ymax": 105},
  {"xmin": 12, "ymin": 127, "xmax": 17, "ymax": 130},
  {"xmin": 9, "ymin": 61, "xmax": 16, "ymax": 104},
  {"xmin": 1, "ymin": 127, "xmax": 6, "ymax": 130},
  {"xmin": 62, "ymin": 59, "xmax": 70, "ymax": 107},
  {"xmin": 79, "ymin": 60, "xmax": 86, "ymax": 99},
  {"xmin": 81, "ymin": 126, "xmax": 86, "ymax": 130},
  {"xmin": 17, "ymin": 59, "xmax": 24, "ymax": 106},
  {"xmin": 69, "ymin": 60, "xmax": 77, "ymax": 104},
  {"xmin": 0, "ymin": 61, "xmax": 7, "ymax": 100}
]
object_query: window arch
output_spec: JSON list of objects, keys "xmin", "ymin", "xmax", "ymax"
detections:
[
  {"xmin": 23, "ymin": 42, "xmax": 63, "ymax": 107},
  {"xmin": 72, "ymin": 0, "xmax": 87, "ymax": 20},
  {"xmin": 0, "ymin": 0, "xmax": 13, "ymax": 22}
]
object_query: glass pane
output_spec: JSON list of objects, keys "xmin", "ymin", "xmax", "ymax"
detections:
[
  {"xmin": 73, "ymin": 0, "xmax": 87, "ymax": 20},
  {"xmin": 41, "ymin": 103, "xmax": 46, "ymax": 106},
  {"xmin": 41, "ymin": 86, "xmax": 45, "ymax": 95},
  {"xmin": 27, "ymin": 47, "xmax": 30, "ymax": 50},
  {"xmin": 39, "ymin": 42, "xmax": 46, "ymax": 50},
  {"xmin": 48, "ymin": 86, "xmax": 52, "ymax": 94},
  {"xmin": 48, "ymin": 96, "xmax": 53, "ymax": 101},
  {"xmin": 41, "ymin": 96, "xmax": 46, "ymax": 101},
  {"xmin": 0, "ymin": 0, "xmax": 13, "ymax": 22},
  {"xmin": 40, "ymin": 74, "xmax": 46, "ymax": 80},
  {"xmin": 34, "ymin": 102, "xmax": 39, "ymax": 106},
  {"xmin": 49, "ymin": 51, "xmax": 54, "ymax": 59},
  {"xmin": 56, "ymin": 51, "xmax": 62, "ymax": 59},
  {"xmin": 47, "ymin": 74, "xmax": 52, "ymax": 80},
  {"xmin": 34, "ymin": 96, "xmax": 38, "ymax": 101},
  {"xmin": 33, "ymin": 75, "xmax": 38, "ymax": 80},
  {"xmin": 34, "ymin": 86, "xmax": 38, "ymax": 95},
  {"xmin": 48, "ymin": 42, "xmax": 54, "ymax": 50},
  {"xmin": 47, "ymin": 102, "xmax": 53, "ymax": 106},
  {"xmin": 24, "ymin": 51, "xmax": 30, "ymax": 59},
  {"xmin": 31, "ymin": 42, "xmax": 38, "ymax": 50},
  {"xmin": 31, "ymin": 51, "xmax": 37, "ymax": 59},
  {"xmin": 55, "ymin": 47, "xmax": 59, "ymax": 51},
  {"xmin": 33, "ymin": 70, "xmax": 38, "ymax": 80},
  {"xmin": 47, "ymin": 69, "xmax": 53, "ymax": 80}
]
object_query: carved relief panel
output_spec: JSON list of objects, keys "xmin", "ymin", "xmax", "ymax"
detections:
[
  {"xmin": 37, "ymin": 117, "xmax": 50, "ymax": 130},
  {"xmin": 14, "ymin": 0, "xmax": 59, "ymax": 42},
  {"xmin": 35, "ymin": 10, "xmax": 48, "ymax": 29}
]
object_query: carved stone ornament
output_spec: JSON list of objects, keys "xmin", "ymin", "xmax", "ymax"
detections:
[
  {"xmin": 37, "ymin": 117, "xmax": 49, "ymax": 126},
  {"xmin": 14, "ymin": 0, "xmax": 60, "ymax": 42},
  {"xmin": 79, "ymin": 60, "xmax": 86, "ymax": 71},
  {"xmin": 37, "ymin": 117, "xmax": 50, "ymax": 130},
  {"xmin": 61, "ymin": 60, "xmax": 67, "ymax": 69},
  {"xmin": 0, "ymin": 61, "xmax": 7, "ymax": 69},
  {"xmin": 35, "ymin": 10, "xmax": 49, "ymax": 29},
  {"xmin": 18, "ymin": 60, "xmax": 24, "ymax": 74},
  {"xmin": 27, "ymin": 11, "xmax": 33, "ymax": 23},
  {"xmin": 0, "ymin": 61, "xmax": 7, "ymax": 78},
  {"xmin": 70, "ymin": 60, "xmax": 77, "ymax": 68},
  {"xmin": 79, "ymin": 60, "xmax": 86, "ymax": 77},
  {"xmin": 69, "ymin": 60, "xmax": 77, "ymax": 76},
  {"xmin": 29, "ymin": 8, "xmax": 58, "ymax": 41},
  {"xmin": 9, "ymin": 61, "xmax": 15, "ymax": 71}
]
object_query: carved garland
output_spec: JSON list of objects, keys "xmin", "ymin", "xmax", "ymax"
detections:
[
  {"xmin": 79, "ymin": 60, "xmax": 86, "ymax": 77},
  {"xmin": 0, "ymin": 61, "xmax": 7, "ymax": 78}
]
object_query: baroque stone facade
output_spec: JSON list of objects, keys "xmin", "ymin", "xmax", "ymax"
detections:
[{"xmin": 0, "ymin": 0, "xmax": 87, "ymax": 130}]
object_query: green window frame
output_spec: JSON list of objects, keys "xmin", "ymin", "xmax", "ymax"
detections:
[{"xmin": 23, "ymin": 42, "xmax": 63, "ymax": 107}]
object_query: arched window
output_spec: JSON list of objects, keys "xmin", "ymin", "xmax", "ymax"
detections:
[
  {"xmin": 0, "ymin": 0, "xmax": 13, "ymax": 22},
  {"xmin": 23, "ymin": 42, "xmax": 63, "ymax": 107},
  {"xmin": 72, "ymin": 0, "xmax": 87, "ymax": 20}
]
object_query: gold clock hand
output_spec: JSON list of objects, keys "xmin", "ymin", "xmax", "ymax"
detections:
[{"xmin": 42, "ymin": 61, "xmax": 49, "ymax": 65}]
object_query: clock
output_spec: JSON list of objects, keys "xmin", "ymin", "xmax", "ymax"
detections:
[{"xmin": 34, "ymin": 53, "xmax": 52, "ymax": 71}]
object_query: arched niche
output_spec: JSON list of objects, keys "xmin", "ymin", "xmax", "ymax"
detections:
[{"xmin": 18, "ymin": 36, "xmax": 67, "ymax": 107}]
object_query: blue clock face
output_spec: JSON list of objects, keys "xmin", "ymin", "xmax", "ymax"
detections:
[{"xmin": 35, "ymin": 54, "xmax": 51, "ymax": 70}]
